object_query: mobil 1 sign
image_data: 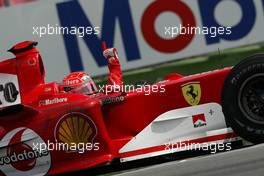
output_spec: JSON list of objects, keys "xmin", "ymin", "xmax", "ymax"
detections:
[
  {"xmin": 56, "ymin": 0, "xmax": 264, "ymax": 74},
  {"xmin": 0, "ymin": 0, "xmax": 264, "ymax": 82}
]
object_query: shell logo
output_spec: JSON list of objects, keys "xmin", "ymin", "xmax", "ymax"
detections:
[{"xmin": 55, "ymin": 112, "xmax": 97, "ymax": 148}]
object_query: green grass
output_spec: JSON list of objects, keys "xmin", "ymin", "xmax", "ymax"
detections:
[{"xmin": 95, "ymin": 44, "xmax": 264, "ymax": 85}]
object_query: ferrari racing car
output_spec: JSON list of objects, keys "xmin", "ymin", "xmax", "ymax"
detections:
[{"xmin": 0, "ymin": 41, "xmax": 264, "ymax": 176}]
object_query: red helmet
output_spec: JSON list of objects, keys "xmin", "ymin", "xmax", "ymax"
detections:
[{"xmin": 62, "ymin": 72, "xmax": 97, "ymax": 95}]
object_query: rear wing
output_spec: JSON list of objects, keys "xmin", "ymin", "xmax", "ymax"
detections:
[{"xmin": 0, "ymin": 41, "xmax": 45, "ymax": 108}]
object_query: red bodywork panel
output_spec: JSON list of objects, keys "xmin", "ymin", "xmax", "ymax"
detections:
[{"xmin": 0, "ymin": 41, "xmax": 231, "ymax": 175}]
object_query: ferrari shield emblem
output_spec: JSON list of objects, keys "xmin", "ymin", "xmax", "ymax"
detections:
[{"xmin": 181, "ymin": 82, "xmax": 201, "ymax": 106}]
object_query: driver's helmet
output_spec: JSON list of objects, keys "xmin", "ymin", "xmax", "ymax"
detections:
[{"xmin": 62, "ymin": 72, "xmax": 97, "ymax": 95}]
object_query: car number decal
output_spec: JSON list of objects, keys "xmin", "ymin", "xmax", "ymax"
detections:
[{"xmin": 0, "ymin": 73, "xmax": 21, "ymax": 108}]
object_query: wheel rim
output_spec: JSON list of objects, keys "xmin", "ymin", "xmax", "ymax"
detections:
[{"xmin": 238, "ymin": 73, "xmax": 264, "ymax": 125}]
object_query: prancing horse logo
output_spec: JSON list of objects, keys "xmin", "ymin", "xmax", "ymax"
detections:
[{"xmin": 181, "ymin": 82, "xmax": 201, "ymax": 106}]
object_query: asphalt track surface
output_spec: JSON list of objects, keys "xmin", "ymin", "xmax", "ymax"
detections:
[{"xmin": 111, "ymin": 144, "xmax": 264, "ymax": 176}]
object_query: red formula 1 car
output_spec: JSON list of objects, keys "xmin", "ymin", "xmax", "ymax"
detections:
[{"xmin": 0, "ymin": 41, "xmax": 264, "ymax": 176}]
